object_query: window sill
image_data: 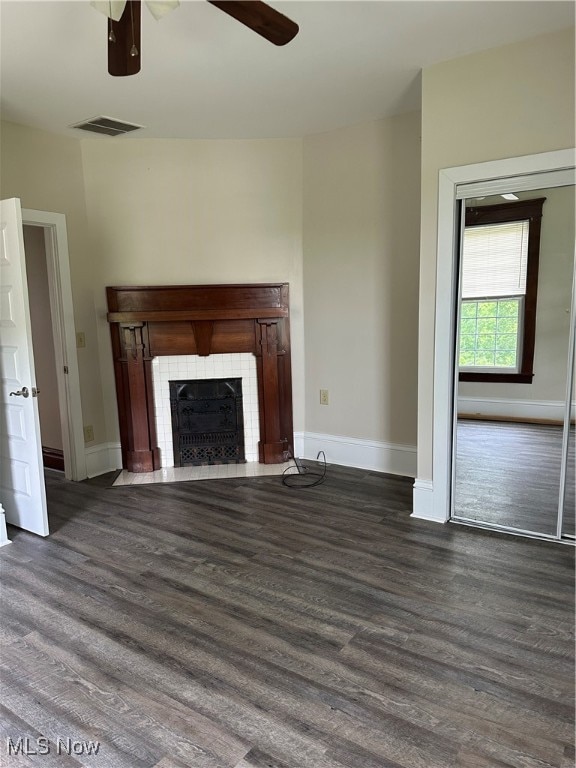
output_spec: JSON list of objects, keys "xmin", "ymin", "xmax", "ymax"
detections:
[{"xmin": 459, "ymin": 372, "xmax": 534, "ymax": 384}]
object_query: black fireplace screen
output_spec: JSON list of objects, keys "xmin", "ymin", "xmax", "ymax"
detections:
[{"xmin": 169, "ymin": 378, "xmax": 246, "ymax": 466}]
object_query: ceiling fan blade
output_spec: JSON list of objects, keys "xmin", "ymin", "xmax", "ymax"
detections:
[
  {"xmin": 207, "ymin": 1, "xmax": 298, "ymax": 46},
  {"xmin": 108, "ymin": 0, "xmax": 141, "ymax": 76}
]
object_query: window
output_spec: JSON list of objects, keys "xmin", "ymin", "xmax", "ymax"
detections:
[
  {"xmin": 458, "ymin": 198, "xmax": 545, "ymax": 383},
  {"xmin": 459, "ymin": 297, "xmax": 522, "ymax": 369}
]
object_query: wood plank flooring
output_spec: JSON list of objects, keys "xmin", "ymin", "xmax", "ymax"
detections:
[
  {"xmin": 454, "ymin": 419, "xmax": 575, "ymax": 537},
  {"xmin": 1, "ymin": 465, "xmax": 574, "ymax": 768}
]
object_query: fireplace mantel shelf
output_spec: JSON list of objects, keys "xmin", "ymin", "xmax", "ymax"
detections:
[
  {"xmin": 107, "ymin": 283, "xmax": 294, "ymax": 473},
  {"xmin": 107, "ymin": 307, "xmax": 288, "ymax": 323}
]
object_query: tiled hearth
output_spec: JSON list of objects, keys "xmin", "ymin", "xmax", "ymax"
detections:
[{"xmin": 113, "ymin": 460, "xmax": 296, "ymax": 486}]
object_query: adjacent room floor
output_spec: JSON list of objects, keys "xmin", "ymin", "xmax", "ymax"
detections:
[
  {"xmin": 454, "ymin": 419, "xmax": 575, "ymax": 538},
  {"xmin": 1, "ymin": 465, "xmax": 574, "ymax": 768}
]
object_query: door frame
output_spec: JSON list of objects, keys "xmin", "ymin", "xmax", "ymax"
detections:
[
  {"xmin": 22, "ymin": 209, "xmax": 87, "ymax": 481},
  {"xmin": 430, "ymin": 148, "xmax": 575, "ymax": 529}
]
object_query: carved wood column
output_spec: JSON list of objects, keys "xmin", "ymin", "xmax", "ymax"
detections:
[
  {"xmin": 116, "ymin": 323, "xmax": 160, "ymax": 473},
  {"xmin": 256, "ymin": 319, "xmax": 290, "ymax": 463}
]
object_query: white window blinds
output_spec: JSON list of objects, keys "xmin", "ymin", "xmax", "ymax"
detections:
[{"xmin": 461, "ymin": 220, "xmax": 529, "ymax": 299}]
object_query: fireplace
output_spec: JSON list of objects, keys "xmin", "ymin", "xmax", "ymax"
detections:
[
  {"xmin": 107, "ymin": 284, "xmax": 293, "ymax": 473},
  {"xmin": 153, "ymin": 353, "xmax": 260, "ymax": 467},
  {"xmin": 170, "ymin": 378, "xmax": 246, "ymax": 466}
]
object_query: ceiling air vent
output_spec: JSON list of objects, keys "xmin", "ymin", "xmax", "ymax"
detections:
[{"xmin": 70, "ymin": 116, "xmax": 144, "ymax": 136}]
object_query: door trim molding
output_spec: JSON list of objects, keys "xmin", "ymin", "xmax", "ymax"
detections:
[
  {"xmin": 0, "ymin": 504, "xmax": 10, "ymax": 547},
  {"xmin": 22, "ymin": 209, "xmax": 87, "ymax": 481}
]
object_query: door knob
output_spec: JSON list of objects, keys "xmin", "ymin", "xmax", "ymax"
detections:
[{"xmin": 9, "ymin": 386, "xmax": 29, "ymax": 398}]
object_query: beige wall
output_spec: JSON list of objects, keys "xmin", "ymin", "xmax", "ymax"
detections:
[
  {"xmin": 459, "ymin": 185, "xmax": 575, "ymax": 411},
  {"xmin": 303, "ymin": 112, "xmax": 421, "ymax": 446},
  {"xmin": 418, "ymin": 28, "xmax": 575, "ymax": 479},
  {"xmin": 79, "ymin": 138, "xmax": 304, "ymax": 443},
  {"xmin": 23, "ymin": 225, "xmax": 63, "ymax": 450},
  {"xmin": 0, "ymin": 120, "xmax": 105, "ymax": 444}
]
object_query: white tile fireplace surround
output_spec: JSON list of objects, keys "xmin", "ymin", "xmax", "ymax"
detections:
[{"xmin": 153, "ymin": 353, "xmax": 260, "ymax": 467}]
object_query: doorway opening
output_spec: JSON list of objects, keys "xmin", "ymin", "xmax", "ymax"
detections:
[
  {"xmin": 452, "ymin": 185, "xmax": 575, "ymax": 540},
  {"xmin": 24, "ymin": 225, "xmax": 64, "ymax": 471},
  {"xmin": 21, "ymin": 209, "xmax": 86, "ymax": 484},
  {"xmin": 423, "ymin": 149, "xmax": 575, "ymax": 543}
]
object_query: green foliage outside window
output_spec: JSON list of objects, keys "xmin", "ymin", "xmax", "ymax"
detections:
[{"xmin": 459, "ymin": 298, "xmax": 520, "ymax": 369}]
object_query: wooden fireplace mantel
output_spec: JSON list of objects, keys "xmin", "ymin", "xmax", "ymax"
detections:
[{"xmin": 106, "ymin": 283, "xmax": 294, "ymax": 473}]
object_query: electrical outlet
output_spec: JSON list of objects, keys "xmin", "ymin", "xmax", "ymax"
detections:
[
  {"xmin": 76, "ymin": 331, "xmax": 86, "ymax": 348},
  {"xmin": 320, "ymin": 389, "xmax": 329, "ymax": 406},
  {"xmin": 83, "ymin": 425, "xmax": 94, "ymax": 443}
]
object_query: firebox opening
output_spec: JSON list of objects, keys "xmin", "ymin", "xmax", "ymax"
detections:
[{"xmin": 169, "ymin": 378, "xmax": 246, "ymax": 467}]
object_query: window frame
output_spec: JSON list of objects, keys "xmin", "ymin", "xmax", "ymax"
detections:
[{"xmin": 458, "ymin": 197, "xmax": 545, "ymax": 384}]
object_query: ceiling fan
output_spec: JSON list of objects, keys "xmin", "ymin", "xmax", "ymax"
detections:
[{"xmin": 91, "ymin": 0, "xmax": 299, "ymax": 77}]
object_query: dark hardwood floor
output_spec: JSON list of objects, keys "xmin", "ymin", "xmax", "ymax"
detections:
[
  {"xmin": 454, "ymin": 419, "xmax": 575, "ymax": 537},
  {"xmin": 1, "ymin": 466, "xmax": 574, "ymax": 768}
]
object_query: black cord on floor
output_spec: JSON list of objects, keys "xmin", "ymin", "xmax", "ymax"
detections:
[{"xmin": 282, "ymin": 451, "xmax": 327, "ymax": 488}]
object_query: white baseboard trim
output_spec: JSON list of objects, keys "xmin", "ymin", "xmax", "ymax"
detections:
[
  {"xmin": 293, "ymin": 431, "xmax": 416, "ymax": 477},
  {"xmin": 85, "ymin": 442, "xmax": 122, "ymax": 478},
  {"xmin": 87, "ymin": 434, "xmax": 416, "ymax": 481},
  {"xmin": 411, "ymin": 479, "xmax": 441, "ymax": 522},
  {"xmin": 457, "ymin": 396, "xmax": 570, "ymax": 422},
  {"xmin": 0, "ymin": 504, "xmax": 11, "ymax": 546}
]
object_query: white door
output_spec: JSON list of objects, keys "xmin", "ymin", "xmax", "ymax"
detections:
[{"xmin": 0, "ymin": 198, "xmax": 49, "ymax": 536}]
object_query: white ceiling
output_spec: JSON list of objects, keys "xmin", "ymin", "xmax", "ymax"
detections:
[{"xmin": 1, "ymin": 0, "xmax": 574, "ymax": 140}]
